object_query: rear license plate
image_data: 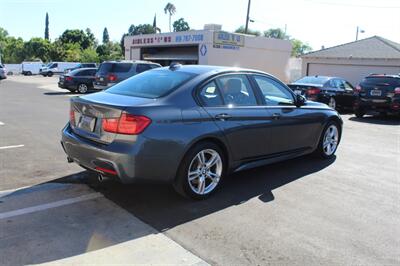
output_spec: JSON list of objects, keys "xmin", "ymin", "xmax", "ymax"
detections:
[
  {"xmin": 78, "ymin": 115, "xmax": 96, "ymax": 132},
  {"xmin": 370, "ymin": 90, "xmax": 382, "ymax": 96},
  {"xmin": 100, "ymin": 77, "xmax": 104, "ymax": 81}
]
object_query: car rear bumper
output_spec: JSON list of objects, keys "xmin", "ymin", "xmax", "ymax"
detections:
[
  {"xmin": 354, "ymin": 98, "xmax": 400, "ymax": 113},
  {"xmin": 61, "ymin": 124, "xmax": 176, "ymax": 183},
  {"xmin": 93, "ymin": 83, "xmax": 115, "ymax": 90}
]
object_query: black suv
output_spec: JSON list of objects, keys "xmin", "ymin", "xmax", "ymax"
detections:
[
  {"xmin": 354, "ymin": 74, "xmax": 400, "ymax": 117},
  {"xmin": 94, "ymin": 61, "xmax": 161, "ymax": 90}
]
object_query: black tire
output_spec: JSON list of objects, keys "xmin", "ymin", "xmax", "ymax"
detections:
[
  {"xmin": 314, "ymin": 120, "xmax": 341, "ymax": 159},
  {"xmin": 355, "ymin": 109, "xmax": 365, "ymax": 118},
  {"xmin": 77, "ymin": 83, "xmax": 89, "ymax": 94},
  {"xmin": 27, "ymin": 71, "xmax": 32, "ymax": 76},
  {"xmin": 173, "ymin": 142, "xmax": 226, "ymax": 200},
  {"xmin": 47, "ymin": 72, "xmax": 53, "ymax": 77}
]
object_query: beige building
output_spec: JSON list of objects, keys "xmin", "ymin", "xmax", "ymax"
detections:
[
  {"xmin": 124, "ymin": 28, "xmax": 292, "ymax": 82},
  {"xmin": 301, "ymin": 36, "xmax": 400, "ymax": 85}
]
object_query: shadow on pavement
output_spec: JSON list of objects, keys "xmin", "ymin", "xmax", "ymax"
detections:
[
  {"xmin": 349, "ymin": 115, "xmax": 400, "ymax": 125},
  {"xmin": 43, "ymin": 91, "xmax": 77, "ymax": 96},
  {"xmin": 62, "ymin": 154, "xmax": 336, "ymax": 232}
]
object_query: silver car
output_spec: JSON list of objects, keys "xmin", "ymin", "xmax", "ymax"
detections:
[{"xmin": 0, "ymin": 64, "xmax": 6, "ymax": 80}]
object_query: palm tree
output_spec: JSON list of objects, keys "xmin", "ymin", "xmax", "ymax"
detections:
[{"xmin": 164, "ymin": 2, "xmax": 176, "ymax": 32}]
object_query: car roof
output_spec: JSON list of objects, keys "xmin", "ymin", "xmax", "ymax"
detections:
[
  {"xmin": 102, "ymin": 60, "xmax": 159, "ymax": 65},
  {"xmin": 157, "ymin": 64, "xmax": 269, "ymax": 76}
]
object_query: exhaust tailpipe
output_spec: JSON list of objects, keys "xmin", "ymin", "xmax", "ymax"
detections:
[{"xmin": 98, "ymin": 174, "xmax": 109, "ymax": 182}]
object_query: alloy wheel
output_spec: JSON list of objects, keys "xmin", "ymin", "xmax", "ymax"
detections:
[
  {"xmin": 187, "ymin": 149, "xmax": 222, "ymax": 195},
  {"xmin": 323, "ymin": 124, "xmax": 339, "ymax": 156},
  {"xmin": 78, "ymin": 84, "xmax": 88, "ymax": 94}
]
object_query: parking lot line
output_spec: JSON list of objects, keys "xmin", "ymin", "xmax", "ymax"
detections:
[
  {"xmin": 0, "ymin": 144, "xmax": 24, "ymax": 150},
  {"xmin": 0, "ymin": 192, "xmax": 102, "ymax": 220}
]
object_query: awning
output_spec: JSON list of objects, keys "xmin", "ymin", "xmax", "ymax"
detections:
[{"xmin": 142, "ymin": 52, "xmax": 198, "ymax": 61}]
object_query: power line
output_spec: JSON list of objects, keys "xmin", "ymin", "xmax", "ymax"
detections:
[{"xmin": 304, "ymin": 0, "xmax": 400, "ymax": 9}]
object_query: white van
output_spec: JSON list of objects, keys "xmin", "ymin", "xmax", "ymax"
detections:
[
  {"xmin": 22, "ymin": 61, "xmax": 45, "ymax": 75},
  {"xmin": 40, "ymin": 62, "xmax": 80, "ymax": 77}
]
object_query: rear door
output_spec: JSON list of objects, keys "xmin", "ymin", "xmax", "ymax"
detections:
[
  {"xmin": 198, "ymin": 74, "xmax": 271, "ymax": 161},
  {"xmin": 251, "ymin": 74, "xmax": 323, "ymax": 154}
]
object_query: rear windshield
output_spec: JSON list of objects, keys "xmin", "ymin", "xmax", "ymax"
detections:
[
  {"xmin": 295, "ymin": 76, "xmax": 329, "ymax": 85},
  {"xmin": 362, "ymin": 77, "xmax": 400, "ymax": 87},
  {"xmin": 98, "ymin": 63, "xmax": 132, "ymax": 74},
  {"xmin": 106, "ymin": 70, "xmax": 196, "ymax": 98}
]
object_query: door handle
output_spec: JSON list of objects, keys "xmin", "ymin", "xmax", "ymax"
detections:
[
  {"xmin": 215, "ymin": 113, "xmax": 232, "ymax": 120},
  {"xmin": 272, "ymin": 113, "xmax": 281, "ymax": 120}
]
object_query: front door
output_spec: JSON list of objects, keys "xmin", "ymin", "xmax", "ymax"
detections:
[{"xmin": 198, "ymin": 74, "xmax": 271, "ymax": 161}]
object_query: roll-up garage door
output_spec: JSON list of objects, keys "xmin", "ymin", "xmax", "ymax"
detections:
[{"xmin": 307, "ymin": 63, "xmax": 400, "ymax": 86}]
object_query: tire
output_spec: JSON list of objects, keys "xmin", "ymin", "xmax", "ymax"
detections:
[
  {"xmin": 173, "ymin": 142, "xmax": 226, "ymax": 200},
  {"xmin": 27, "ymin": 71, "xmax": 32, "ymax": 76},
  {"xmin": 47, "ymin": 72, "xmax": 53, "ymax": 77},
  {"xmin": 328, "ymin": 97, "xmax": 336, "ymax": 110},
  {"xmin": 315, "ymin": 121, "xmax": 341, "ymax": 159},
  {"xmin": 77, "ymin": 83, "xmax": 88, "ymax": 94},
  {"xmin": 355, "ymin": 109, "xmax": 365, "ymax": 118}
]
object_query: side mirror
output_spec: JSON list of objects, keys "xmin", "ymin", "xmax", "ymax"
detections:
[{"xmin": 295, "ymin": 94, "xmax": 306, "ymax": 107}]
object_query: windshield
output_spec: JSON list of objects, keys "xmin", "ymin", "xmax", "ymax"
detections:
[
  {"xmin": 295, "ymin": 76, "xmax": 330, "ymax": 85},
  {"xmin": 106, "ymin": 69, "xmax": 196, "ymax": 98}
]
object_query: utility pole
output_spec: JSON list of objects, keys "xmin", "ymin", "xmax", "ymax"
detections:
[
  {"xmin": 355, "ymin": 26, "xmax": 365, "ymax": 41},
  {"xmin": 245, "ymin": 0, "xmax": 251, "ymax": 34},
  {"xmin": 356, "ymin": 26, "xmax": 359, "ymax": 41}
]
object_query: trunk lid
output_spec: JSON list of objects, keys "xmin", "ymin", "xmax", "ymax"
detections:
[
  {"xmin": 70, "ymin": 92, "xmax": 155, "ymax": 144},
  {"xmin": 359, "ymin": 77, "xmax": 400, "ymax": 103}
]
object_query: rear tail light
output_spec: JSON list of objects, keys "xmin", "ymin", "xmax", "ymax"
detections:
[
  {"xmin": 65, "ymin": 76, "xmax": 73, "ymax": 81},
  {"xmin": 108, "ymin": 74, "xmax": 117, "ymax": 82},
  {"xmin": 69, "ymin": 107, "xmax": 76, "ymax": 127},
  {"xmin": 102, "ymin": 113, "xmax": 151, "ymax": 135},
  {"xmin": 394, "ymin": 87, "xmax": 400, "ymax": 95},
  {"xmin": 307, "ymin": 87, "xmax": 321, "ymax": 95}
]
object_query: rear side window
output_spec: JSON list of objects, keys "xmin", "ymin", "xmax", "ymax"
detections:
[
  {"xmin": 106, "ymin": 70, "xmax": 196, "ymax": 98},
  {"xmin": 215, "ymin": 74, "xmax": 258, "ymax": 106},
  {"xmin": 362, "ymin": 77, "xmax": 400, "ymax": 87},
  {"xmin": 98, "ymin": 63, "xmax": 132, "ymax": 74},
  {"xmin": 199, "ymin": 81, "xmax": 223, "ymax": 106},
  {"xmin": 136, "ymin": 64, "xmax": 152, "ymax": 74}
]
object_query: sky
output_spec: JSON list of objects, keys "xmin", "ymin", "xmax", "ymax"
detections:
[{"xmin": 0, "ymin": 0, "xmax": 399, "ymax": 51}]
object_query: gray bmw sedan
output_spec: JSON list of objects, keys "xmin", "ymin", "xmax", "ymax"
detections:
[{"xmin": 61, "ymin": 64, "xmax": 342, "ymax": 200}]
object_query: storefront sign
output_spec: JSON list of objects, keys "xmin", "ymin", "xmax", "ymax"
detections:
[
  {"xmin": 213, "ymin": 31, "xmax": 244, "ymax": 47},
  {"xmin": 131, "ymin": 33, "xmax": 204, "ymax": 47}
]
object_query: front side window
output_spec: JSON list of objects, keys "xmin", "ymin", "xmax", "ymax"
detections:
[
  {"xmin": 215, "ymin": 75, "xmax": 258, "ymax": 106},
  {"xmin": 106, "ymin": 70, "xmax": 196, "ymax": 98},
  {"xmin": 253, "ymin": 75, "xmax": 294, "ymax": 105}
]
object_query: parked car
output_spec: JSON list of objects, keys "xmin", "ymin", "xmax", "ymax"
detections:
[
  {"xmin": 40, "ymin": 62, "xmax": 80, "ymax": 77},
  {"xmin": 22, "ymin": 61, "xmax": 45, "ymax": 75},
  {"xmin": 288, "ymin": 76, "xmax": 356, "ymax": 111},
  {"xmin": 93, "ymin": 60, "xmax": 161, "ymax": 90},
  {"xmin": 354, "ymin": 74, "xmax": 400, "ymax": 117},
  {"xmin": 0, "ymin": 64, "xmax": 6, "ymax": 80},
  {"xmin": 64, "ymin": 63, "xmax": 97, "ymax": 74},
  {"xmin": 61, "ymin": 65, "xmax": 342, "ymax": 200},
  {"xmin": 58, "ymin": 68, "xmax": 97, "ymax": 94}
]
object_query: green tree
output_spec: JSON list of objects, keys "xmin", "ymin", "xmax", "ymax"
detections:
[
  {"xmin": 96, "ymin": 42, "xmax": 123, "ymax": 62},
  {"xmin": 263, "ymin": 28, "xmax": 289, "ymax": 39},
  {"xmin": 1, "ymin": 37, "xmax": 25, "ymax": 63},
  {"xmin": 81, "ymin": 48, "xmax": 99, "ymax": 62},
  {"xmin": 23, "ymin": 37, "xmax": 51, "ymax": 61},
  {"xmin": 235, "ymin": 26, "xmax": 261, "ymax": 36},
  {"xmin": 85, "ymin": 28, "xmax": 97, "ymax": 47},
  {"xmin": 59, "ymin": 29, "xmax": 94, "ymax": 50},
  {"xmin": 49, "ymin": 40, "xmax": 65, "ymax": 61},
  {"xmin": 127, "ymin": 24, "xmax": 156, "ymax": 35},
  {"xmin": 173, "ymin": 18, "xmax": 190, "ymax": 32},
  {"xmin": 164, "ymin": 2, "xmax": 176, "ymax": 32},
  {"xmin": 44, "ymin": 12, "xmax": 49, "ymax": 40},
  {"xmin": 102, "ymin": 27, "xmax": 110, "ymax": 44},
  {"xmin": 64, "ymin": 43, "xmax": 82, "ymax": 62},
  {"xmin": 291, "ymin": 39, "xmax": 312, "ymax": 57}
]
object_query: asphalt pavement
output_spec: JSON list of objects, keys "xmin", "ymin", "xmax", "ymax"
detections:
[{"xmin": 0, "ymin": 75, "xmax": 399, "ymax": 265}]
